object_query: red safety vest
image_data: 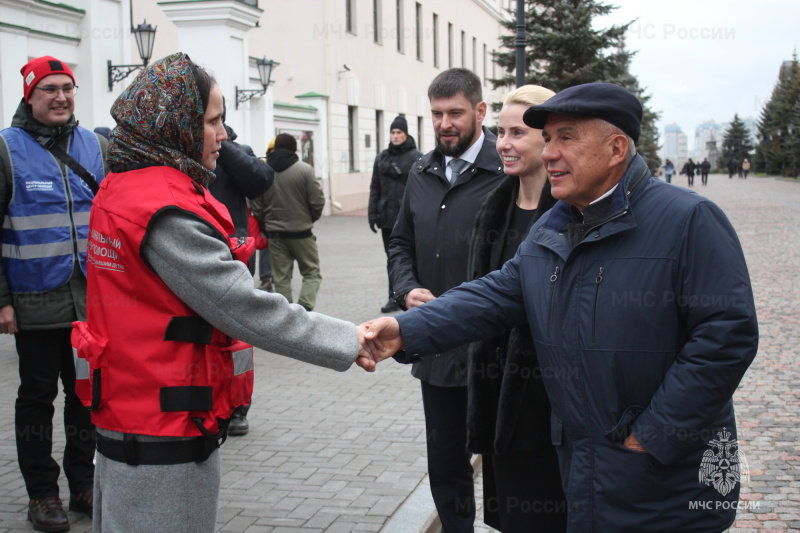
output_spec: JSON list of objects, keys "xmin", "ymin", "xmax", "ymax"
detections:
[{"xmin": 71, "ymin": 166, "xmax": 254, "ymax": 438}]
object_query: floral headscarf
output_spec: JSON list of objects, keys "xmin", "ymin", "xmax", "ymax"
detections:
[{"xmin": 106, "ymin": 52, "xmax": 215, "ymax": 186}]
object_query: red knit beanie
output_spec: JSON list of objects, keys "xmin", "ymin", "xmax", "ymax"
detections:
[{"xmin": 20, "ymin": 56, "xmax": 76, "ymax": 102}]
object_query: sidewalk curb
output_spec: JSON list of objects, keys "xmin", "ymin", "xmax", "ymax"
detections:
[{"xmin": 382, "ymin": 455, "xmax": 483, "ymax": 533}]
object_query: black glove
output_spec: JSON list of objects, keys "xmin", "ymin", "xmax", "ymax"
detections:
[{"xmin": 369, "ymin": 222, "xmax": 378, "ymax": 234}]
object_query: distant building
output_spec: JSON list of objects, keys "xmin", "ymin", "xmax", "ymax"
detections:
[
  {"xmin": 694, "ymin": 120, "xmax": 722, "ymax": 164},
  {"xmin": 664, "ymin": 123, "xmax": 688, "ymax": 167}
]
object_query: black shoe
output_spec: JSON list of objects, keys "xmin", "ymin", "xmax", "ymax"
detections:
[
  {"xmin": 68, "ymin": 489, "xmax": 93, "ymax": 517},
  {"xmin": 381, "ymin": 298, "xmax": 400, "ymax": 313},
  {"xmin": 257, "ymin": 279, "xmax": 274, "ymax": 292},
  {"xmin": 228, "ymin": 414, "xmax": 249, "ymax": 436},
  {"xmin": 28, "ymin": 497, "xmax": 69, "ymax": 532}
]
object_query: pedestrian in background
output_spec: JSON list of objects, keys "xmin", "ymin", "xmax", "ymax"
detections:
[
  {"xmin": 73, "ymin": 52, "xmax": 375, "ymax": 533},
  {"xmin": 251, "ymin": 133, "xmax": 325, "ymax": 311},
  {"xmin": 208, "ymin": 104, "xmax": 274, "ymax": 437},
  {"xmin": 368, "ymin": 115, "xmax": 421, "ymax": 313},
  {"xmin": 681, "ymin": 158, "xmax": 696, "ymax": 187},
  {"xmin": 663, "ymin": 158, "xmax": 675, "ymax": 183},
  {"xmin": 0, "ymin": 55, "xmax": 103, "ymax": 532},
  {"xmin": 741, "ymin": 158, "xmax": 750, "ymax": 179},
  {"xmin": 255, "ymin": 137, "xmax": 278, "ymax": 292},
  {"xmin": 700, "ymin": 157, "xmax": 711, "ymax": 186},
  {"xmin": 388, "ymin": 68, "xmax": 504, "ymax": 531},
  {"xmin": 467, "ymin": 84, "xmax": 566, "ymax": 532}
]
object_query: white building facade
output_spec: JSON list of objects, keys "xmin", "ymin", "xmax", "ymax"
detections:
[
  {"xmin": 1, "ymin": 0, "xmax": 510, "ymax": 213},
  {"xmin": 663, "ymin": 123, "xmax": 688, "ymax": 167}
]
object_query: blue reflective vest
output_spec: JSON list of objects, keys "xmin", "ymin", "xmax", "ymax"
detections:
[{"xmin": 0, "ymin": 126, "xmax": 104, "ymax": 293}]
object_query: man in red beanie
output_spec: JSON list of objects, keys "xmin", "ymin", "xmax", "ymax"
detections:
[{"xmin": 0, "ymin": 55, "xmax": 107, "ymax": 532}]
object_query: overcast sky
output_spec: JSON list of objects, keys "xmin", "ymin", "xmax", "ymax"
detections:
[{"xmin": 596, "ymin": 0, "xmax": 798, "ymax": 144}]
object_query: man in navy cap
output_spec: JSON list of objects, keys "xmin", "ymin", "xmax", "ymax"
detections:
[{"xmin": 363, "ymin": 83, "xmax": 758, "ymax": 532}]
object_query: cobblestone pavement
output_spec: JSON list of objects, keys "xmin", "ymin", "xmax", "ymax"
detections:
[{"xmin": 0, "ymin": 174, "xmax": 796, "ymax": 533}]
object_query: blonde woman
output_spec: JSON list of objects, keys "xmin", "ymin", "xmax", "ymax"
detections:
[{"xmin": 466, "ymin": 85, "xmax": 566, "ymax": 532}]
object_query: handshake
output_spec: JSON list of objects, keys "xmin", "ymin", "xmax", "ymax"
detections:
[{"xmin": 354, "ymin": 318, "xmax": 406, "ymax": 372}]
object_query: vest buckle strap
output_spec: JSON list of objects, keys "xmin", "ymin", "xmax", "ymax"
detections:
[
  {"xmin": 163, "ymin": 316, "xmax": 214, "ymax": 344},
  {"xmin": 96, "ymin": 433, "xmax": 210, "ymax": 466},
  {"xmin": 160, "ymin": 386, "xmax": 213, "ymax": 412}
]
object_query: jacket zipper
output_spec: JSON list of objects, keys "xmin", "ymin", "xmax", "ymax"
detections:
[
  {"xmin": 592, "ymin": 266, "xmax": 604, "ymax": 343},
  {"xmin": 547, "ymin": 265, "xmax": 560, "ymax": 337}
]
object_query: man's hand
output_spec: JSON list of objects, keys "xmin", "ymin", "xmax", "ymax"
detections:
[
  {"xmin": 369, "ymin": 222, "xmax": 378, "ymax": 234},
  {"xmin": 0, "ymin": 305, "xmax": 17, "ymax": 335},
  {"xmin": 404, "ymin": 288, "xmax": 435, "ymax": 309},
  {"xmin": 623, "ymin": 432, "xmax": 647, "ymax": 453},
  {"xmin": 362, "ymin": 317, "xmax": 405, "ymax": 364}
]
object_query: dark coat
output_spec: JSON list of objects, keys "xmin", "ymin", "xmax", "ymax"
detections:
[
  {"xmin": 467, "ymin": 175, "xmax": 566, "ymax": 532},
  {"xmin": 388, "ymin": 127, "xmax": 504, "ymax": 386},
  {"xmin": 466, "ymin": 175, "xmax": 556, "ymax": 455},
  {"xmin": 396, "ymin": 154, "xmax": 758, "ymax": 532},
  {"xmin": 208, "ymin": 126, "xmax": 273, "ymax": 238},
  {"xmin": 368, "ymin": 137, "xmax": 421, "ymax": 229}
]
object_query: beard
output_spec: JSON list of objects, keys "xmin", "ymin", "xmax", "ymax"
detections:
[{"xmin": 436, "ymin": 120, "xmax": 478, "ymax": 157}]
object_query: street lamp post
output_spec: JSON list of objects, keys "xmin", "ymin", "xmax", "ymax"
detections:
[
  {"xmin": 235, "ymin": 57, "xmax": 279, "ymax": 109},
  {"xmin": 107, "ymin": 21, "xmax": 157, "ymax": 91}
]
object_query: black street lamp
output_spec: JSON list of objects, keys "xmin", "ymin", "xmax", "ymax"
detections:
[
  {"xmin": 788, "ymin": 124, "xmax": 797, "ymax": 178},
  {"xmin": 235, "ymin": 57, "xmax": 279, "ymax": 109},
  {"xmin": 107, "ymin": 21, "xmax": 157, "ymax": 91}
]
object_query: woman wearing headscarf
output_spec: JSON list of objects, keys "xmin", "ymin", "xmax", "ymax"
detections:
[
  {"xmin": 72, "ymin": 53, "xmax": 373, "ymax": 533},
  {"xmin": 466, "ymin": 85, "xmax": 567, "ymax": 532}
]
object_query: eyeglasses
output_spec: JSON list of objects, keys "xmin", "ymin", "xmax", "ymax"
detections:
[{"xmin": 33, "ymin": 85, "xmax": 78, "ymax": 98}]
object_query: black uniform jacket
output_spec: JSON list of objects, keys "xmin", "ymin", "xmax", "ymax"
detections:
[{"xmin": 388, "ymin": 127, "xmax": 503, "ymax": 386}]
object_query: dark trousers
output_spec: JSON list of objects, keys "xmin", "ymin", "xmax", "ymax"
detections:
[
  {"xmin": 483, "ymin": 448, "xmax": 567, "ymax": 532},
  {"xmin": 258, "ymin": 247, "xmax": 272, "ymax": 281},
  {"xmin": 15, "ymin": 328, "xmax": 95, "ymax": 499},
  {"xmin": 421, "ymin": 382, "xmax": 474, "ymax": 533},
  {"xmin": 701, "ymin": 172, "xmax": 709, "ymax": 186},
  {"xmin": 381, "ymin": 228, "xmax": 393, "ymax": 298}
]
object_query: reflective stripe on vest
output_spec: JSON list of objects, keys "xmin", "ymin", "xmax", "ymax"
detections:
[
  {"xmin": 232, "ymin": 348, "xmax": 254, "ymax": 376},
  {"xmin": 0, "ymin": 127, "xmax": 103, "ymax": 292},
  {"xmin": 73, "ymin": 346, "xmax": 90, "ymax": 380}
]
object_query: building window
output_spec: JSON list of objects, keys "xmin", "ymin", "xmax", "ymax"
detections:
[
  {"xmin": 461, "ymin": 31, "xmax": 466, "ymax": 67},
  {"xmin": 376, "ymin": 110, "xmax": 384, "ymax": 154},
  {"xmin": 483, "ymin": 43, "xmax": 487, "ymax": 84},
  {"xmin": 346, "ymin": 0, "xmax": 356, "ymax": 34},
  {"xmin": 415, "ymin": 3, "xmax": 423, "ymax": 61},
  {"xmin": 432, "ymin": 13, "xmax": 439, "ymax": 68},
  {"xmin": 417, "ymin": 116, "xmax": 424, "ymax": 152},
  {"xmin": 396, "ymin": 0, "xmax": 404, "ymax": 53},
  {"xmin": 472, "ymin": 37, "xmax": 477, "ymax": 73},
  {"xmin": 492, "ymin": 49, "xmax": 497, "ymax": 80},
  {"xmin": 373, "ymin": 0, "xmax": 382, "ymax": 43},
  {"xmin": 448, "ymin": 23, "xmax": 453, "ymax": 68},
  {"xmin": 348, "ymin": 106, "xmax": 359, "ymax": 172}
]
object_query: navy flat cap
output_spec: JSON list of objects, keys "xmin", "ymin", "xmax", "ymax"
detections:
[{"xmin": 522, "ymin": 83, "xmax": 643, "ymax": 142}]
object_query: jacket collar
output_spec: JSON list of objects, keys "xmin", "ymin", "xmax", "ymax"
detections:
[{"xmin": 533, "ymin": 154, "xmax": 650, "ymax": 259}]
